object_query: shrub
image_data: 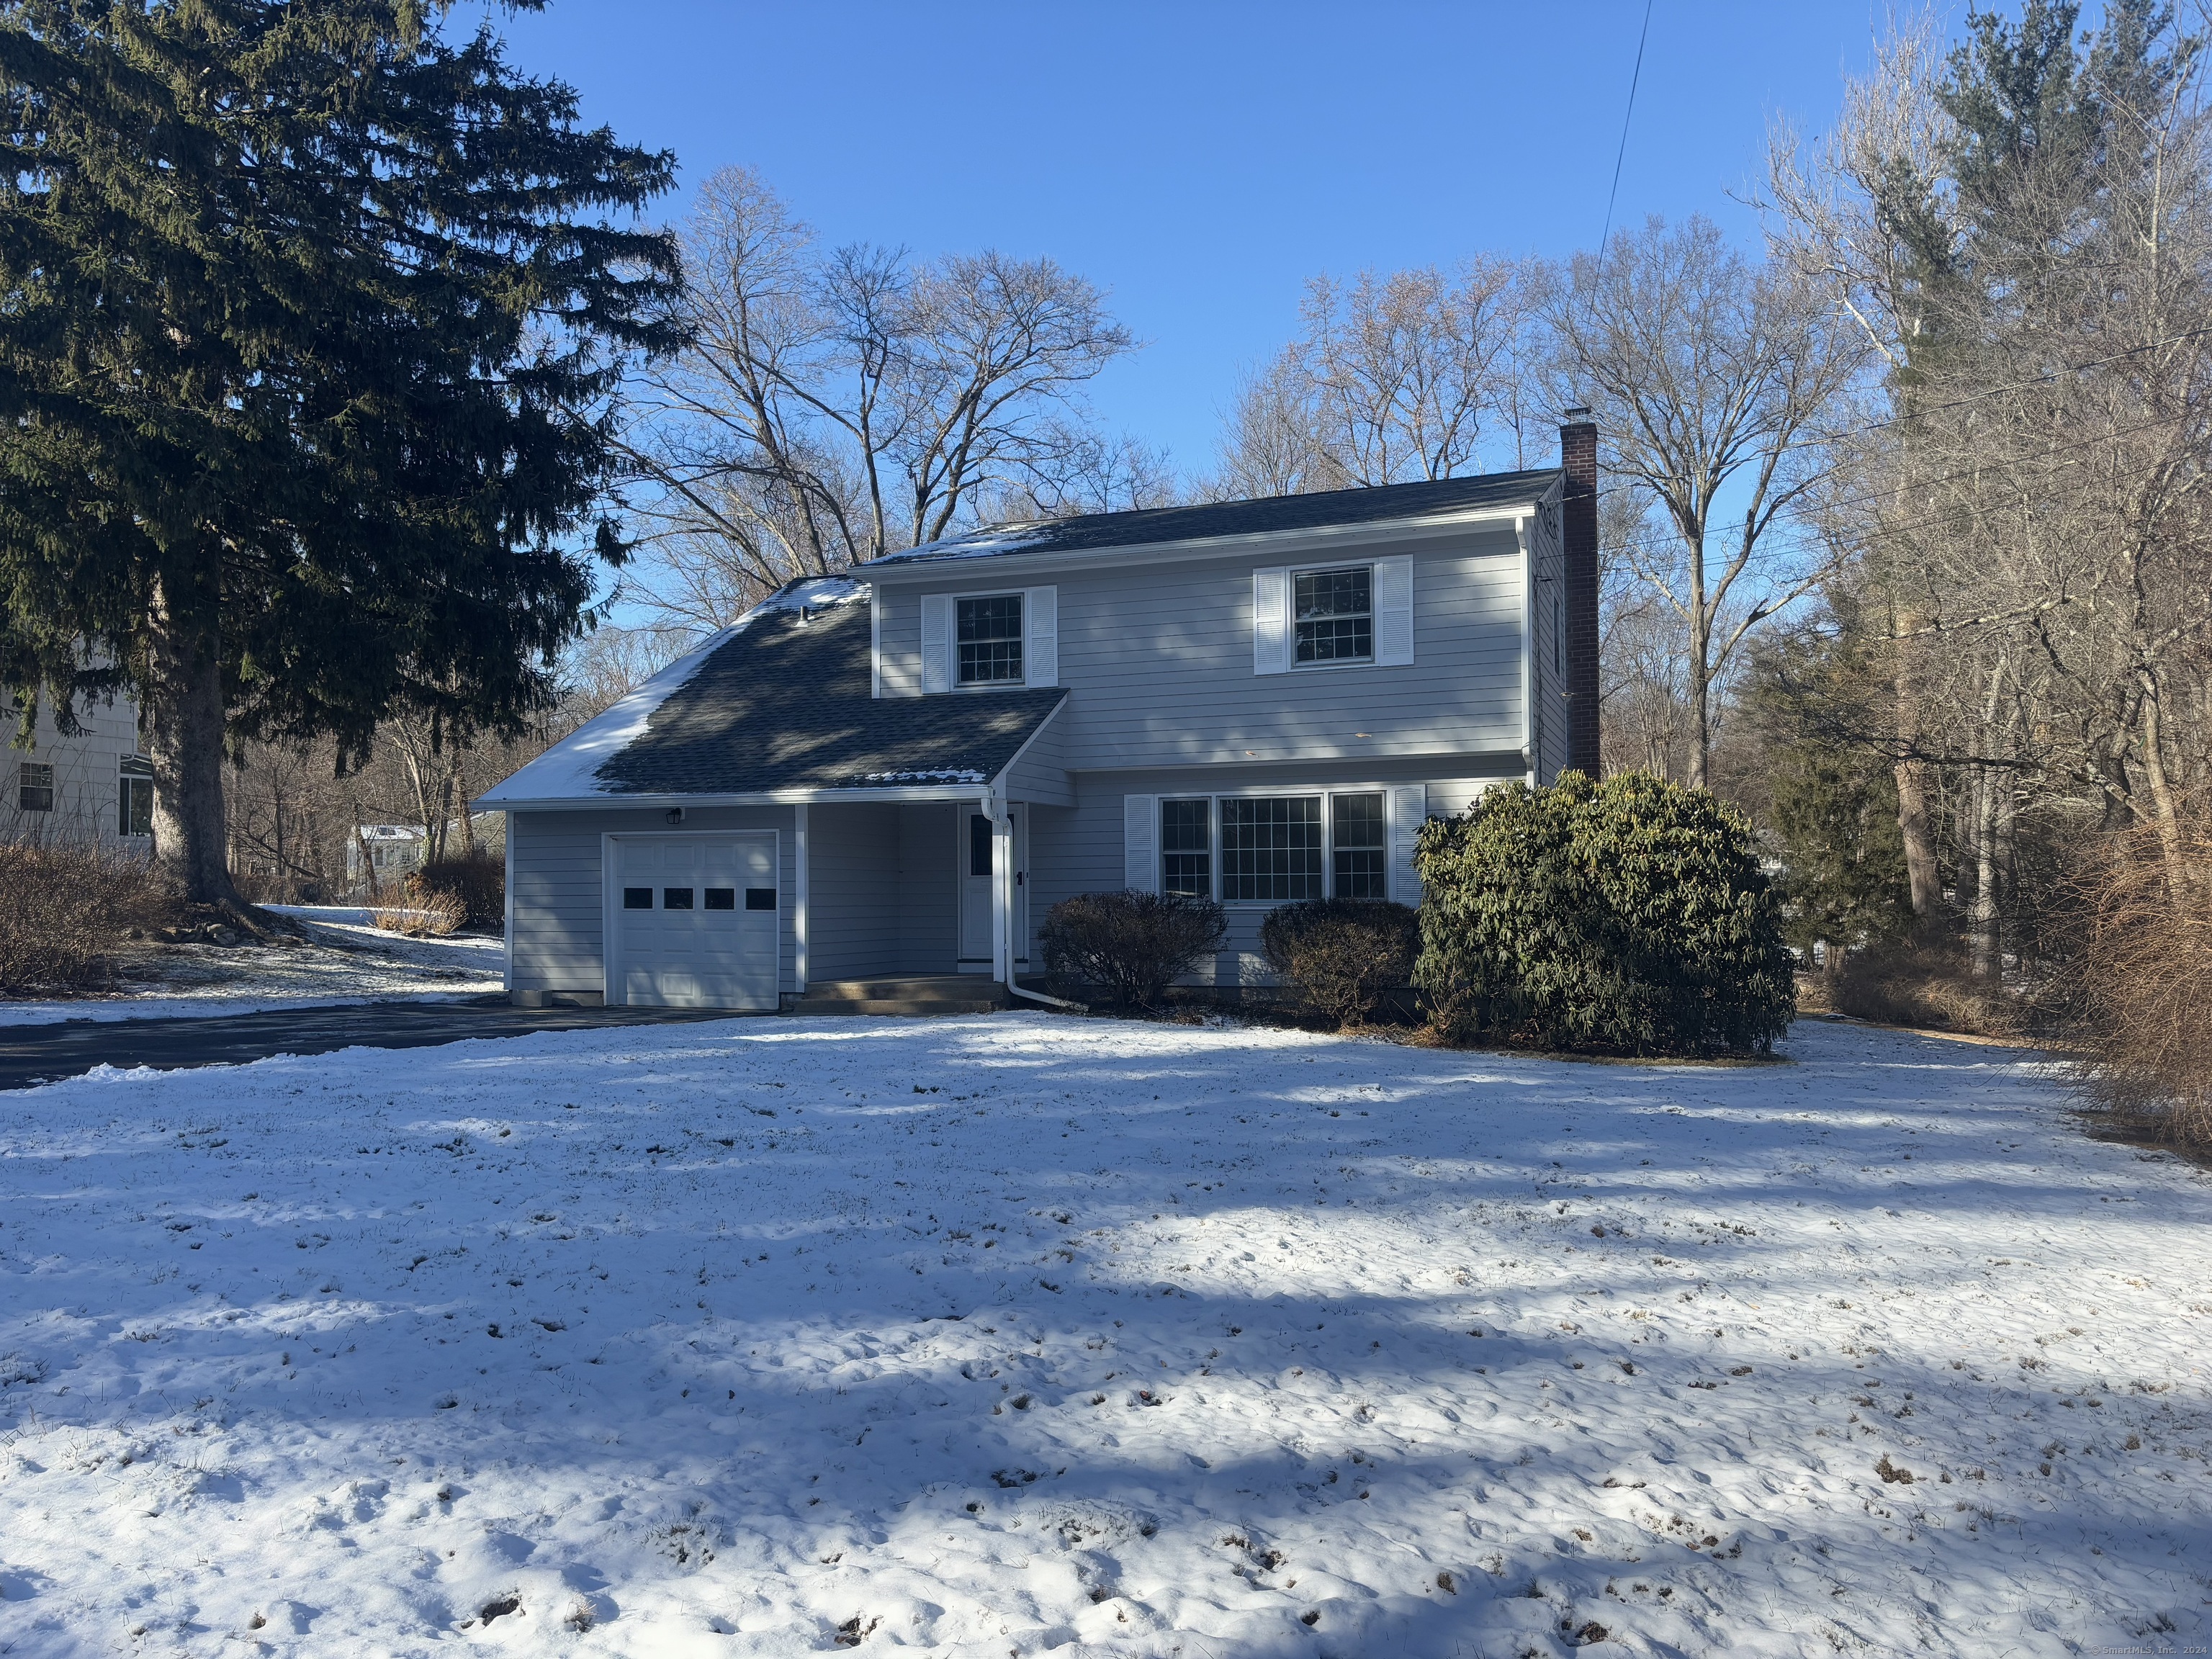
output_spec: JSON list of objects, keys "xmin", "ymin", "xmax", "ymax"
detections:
[
  {"xmin": 418, "ymin": 850, "xmax": 504, "ymax": 929},
  {"xmin": 2047, "ymin": 818, "xmax": 2212, "ymax": 1151},
  {"xmin": 0, "ymin": 842, "xmax": 178, "ymax": 995},
  {"xmin": 1413, "ymin": 770, "xmax": 1795, "ymax": 1056},
  {"xmin": 1040, "ymin": 889, "xmax": 1226, "ymax": 1012},
  {"xmin": 372, "ymin": 875, "xmax": 467, "ymax": 938},
  {"xmin": 1261, "ymin": 897, "xmax": 1420, "ymax": 1028},
  {"xmin": 1828, "ymin": 939, "xmax": 2019, "ymax": 1036}
]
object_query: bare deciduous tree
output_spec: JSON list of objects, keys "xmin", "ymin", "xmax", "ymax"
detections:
[
  {"xmin": 618, "ymin": 168, "xmax": 1140, "ymax": 634},
  {"xmin": 1543, "ymin": 214, "xmax": 1866, "ymax": 789},
  {"xmin": 1213, "ymin": 261, "xmax": 1527, "ymax": 498}
]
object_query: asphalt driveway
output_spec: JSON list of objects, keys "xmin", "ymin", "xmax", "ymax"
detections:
[{"xmin": 0, "ymin": 999, "xmax": 741, "ymax": 1091}]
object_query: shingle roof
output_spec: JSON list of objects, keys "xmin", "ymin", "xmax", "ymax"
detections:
[
  {"xmin": 585, "ymin": 593, "xmax": 1063, "ymax": 798},
  {"xmin": 870, "ymin": 468, "xmax": 1564, "ymax": 567}
]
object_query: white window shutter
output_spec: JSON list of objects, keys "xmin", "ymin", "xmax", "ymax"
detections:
[
  {"xmin": 1252, "ymin": 567, "xmax": 1289, "ymax": 674},
  {"xmin": 1375, "ymin": 555, "xmax": 1414, "ymax": 665},
  {"xmin": 1025, "ymin": 585, "xmax": 1058, "ymax": 687},
  {"xmin": 1390, "ymin": 784, "xmax": 1427, "ymax": 905},
  {"xmin": 1123, "ymin": 794, "xmax": 1159, "ymax": 892},
  {"xmin": 921, "ymin": 594, "xmax": 951, "ymax": 694}
]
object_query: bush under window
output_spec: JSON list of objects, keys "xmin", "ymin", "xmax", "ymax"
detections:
[
  {"xmin": 1413, "ymin": 770, "xmax": 1794, "ymax": 1056},
  {"xmin": 1261, "ymin": 897, "xmax": 1419, "ymax": 1028},
  {"xmin": 1040, "ymin": 889, "xmax": 1226, "ymax": 1012}
]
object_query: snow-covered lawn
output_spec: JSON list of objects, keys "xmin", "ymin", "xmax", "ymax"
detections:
[
  {"xmin": 0, "ymin": 908, "xmax": 505, "ymax": 1025},
  {"xmin": 0, "ymin": 1016, "xmax": 2205, "ymax": 1658}
]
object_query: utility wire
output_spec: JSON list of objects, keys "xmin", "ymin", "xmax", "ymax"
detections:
[{"xmin": 1599, "ymin": 0, "xmax": 1655, "ymax": 256}]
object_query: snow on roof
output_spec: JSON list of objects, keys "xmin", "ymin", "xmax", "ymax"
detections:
[{"xmin": 477, "ymin": 577, "xmax": 868, "ymax": 807}]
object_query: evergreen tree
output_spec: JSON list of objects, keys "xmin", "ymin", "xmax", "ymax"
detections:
[
  {"xmin": 1767, "ymin": 743, "xmax": 1913, "ymax": 965},
  {"xmin": 0, "ymin": 1, "xmax": 677, "ymax": 908}
]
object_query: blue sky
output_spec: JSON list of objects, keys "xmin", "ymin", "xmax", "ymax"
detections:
[{"xmin": 493, "ymin": 1, "xmax": 1936, "ymax": 480}]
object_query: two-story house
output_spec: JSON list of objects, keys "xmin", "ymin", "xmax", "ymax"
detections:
[{"xmin": 477, "ymin": 414, "xmax": 1600, "ymax": 1010}]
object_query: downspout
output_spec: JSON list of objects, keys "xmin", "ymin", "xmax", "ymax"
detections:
[{"xmin": 986, "ymin": 783, "xmax": 1085, "ymax": 1013}]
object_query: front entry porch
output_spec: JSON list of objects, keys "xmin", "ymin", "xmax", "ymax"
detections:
[{"xmin": 787, "ymin": 974, "xmax": 1011, "ymax": 1016}]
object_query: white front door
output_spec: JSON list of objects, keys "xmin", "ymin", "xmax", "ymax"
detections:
[
  {"xmin": 610, "ymin": 833, "xmax": 778, "ymax": 1010},
  {"xmin": 957, "ymin": 806, "xmax": 1028, "ymax": 968}
]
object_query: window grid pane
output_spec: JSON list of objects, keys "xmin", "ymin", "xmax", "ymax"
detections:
[
  {"xmin": 957, "ymin": 595, "xmax": 1025, "ymax": 684},
  {"xmin": 1331, "ymin": 792, "xmax": 1388, "ymax": 900},
  {"xmin": 1160, "ymin": 798, "xmax": 1211, "ymax": 896},
  {"xmin": 1294, "ymin": 567, "xmax": 1373, "ymax": 664},
  {"xmin": 17, "ymin": 762, "xmax": 53, "ymax": 813},
  {"xmin": 1221, "ymin": 797, "xmax": 1322, "ymax": 902}
]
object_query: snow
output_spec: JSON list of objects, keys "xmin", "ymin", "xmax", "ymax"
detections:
[
  {"xmin": 872, "ymin": 525, "xmax": 1050, "ymax": 566},
  {"xmin": 0, "ymin": 1015, "xmax": 2206, "ymax": 1657},
  {"xmin": 479, "ymin": 577, "xmax": 869, "ymax": 807},
  {"xmin": 0, "ymin": 909, "xmax": 505, "ymax": 1025}
]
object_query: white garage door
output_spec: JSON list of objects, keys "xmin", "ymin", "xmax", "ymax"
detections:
[{"xmin": 609, "ymin": 834, "xmax": 779, "ymax": 1010}]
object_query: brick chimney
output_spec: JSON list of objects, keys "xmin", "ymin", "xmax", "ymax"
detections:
[{"xmin": 1560, "ymin": 408, "xmax": 1600, "ymax": 776}]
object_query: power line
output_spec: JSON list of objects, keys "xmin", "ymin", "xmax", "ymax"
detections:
[{"xmin": 1599, "ymin": 0, "xmax": 1655, "ymax": 256}]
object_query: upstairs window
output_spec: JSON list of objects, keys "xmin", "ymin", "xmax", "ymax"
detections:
[
  {"xmin": 1331, "ymin": 792, "xmax": 1388, "ymax": 899},
  {"xmin": 17, "ymin": 762, "xmax": 53, "ymax": 813},
  {"xmin": 1294, "ymin": 567, "xmax": 1372, "ymax": 664},
  {"xmin": 957, "ymin": 595, "xmax": 1024, "ymax": 685}
]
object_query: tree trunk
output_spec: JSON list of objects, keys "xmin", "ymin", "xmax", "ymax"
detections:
[
  {"xmin": 145, "ymin": 576, "xmax": 242, "ymax": 910},
  {"xmin": 2136, "ymin": 668, "xmax": 2189, "ymax": 908},
  {"xmin": 1969, "ymin": 766, "xmax": 2000, "ymax": 979}
]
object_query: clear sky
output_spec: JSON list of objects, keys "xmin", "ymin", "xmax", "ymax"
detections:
[{"xmin": 489, "ymin": 1, "xmax": 1938, "ymax": 480}]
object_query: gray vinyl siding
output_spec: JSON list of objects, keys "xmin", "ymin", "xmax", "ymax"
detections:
[
  {"xmin": 1002, "ymin": 710, "xmax": 1073, "ymax": 805},
  {"xmin": 896, "ymin": 803, "xmax": 960, "ymax": 974},
  {"xmin": 507, "ymin": 804, "xmax": 797, "ymax": 997},
  {"xmin": 874, "ymin": 529, "xmax": 1529, "ymax": 770},
  {"xmin": 806, "ymin": 804, "xmax": 902, "ymax": 982}
]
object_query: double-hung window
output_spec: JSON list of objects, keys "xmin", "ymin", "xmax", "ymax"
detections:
[
  {"xmin": 17, "ymin": 762, "xmax": 53, "ymax": 814},
  {"xmin": 1160, "ymin": 799, "xmax": 1212, "ymax": 896},
  {"xmin": 1331, "ymin": 793, "xmax": 1388, "ymax": 899},
  {"xmin": 118, "ymin": 757, "xmax": 153, "ymax": 837},
  {"xmin": 956, "ymin": 595, "xmax": 1024, "ymax": 685},
  {"xmin": 1294, "ymin": 567, "xmax": 1372, "ymax": 664}
]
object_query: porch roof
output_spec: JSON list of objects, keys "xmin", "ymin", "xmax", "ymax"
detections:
[{"xmin": 479, "ymin": 579, "xmax": 1064, "ymax": 809}]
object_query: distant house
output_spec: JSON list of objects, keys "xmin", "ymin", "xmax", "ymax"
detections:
[
  {"xmin": 479, "ymin": 416, "xmax": 1601, "ymax": 1010},
  {"xmin": 346, "ymin": 824, "xmax": 428, "ymax": 885},
  {"xmin": 3, "ymin": 691, "xmax": 154, "ymax": 845}
]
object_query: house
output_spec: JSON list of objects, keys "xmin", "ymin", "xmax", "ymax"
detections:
[
  {"xmin": 3, "ymin": 689, "xmax": 154, "ymax": 845},
  {"xmin": 477, "ymin": 413, "xmax": 1600, "ymax": 1010},
  {"xmin": 346, "ymin": 824, "xmax": 428, "ymax": 886}
]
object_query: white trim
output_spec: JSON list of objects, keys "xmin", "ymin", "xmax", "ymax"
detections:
[
  {"xmin": 870, "ymin": 589, "xmax": 884, "ymax": 699},
  {"xmin": 1123, "ymin": 793, "xmax": 1159, "ymax": 892},
  {"xmin": 1389, "ymin": 783, "xmax": 1426, "ymax": 905},
  {"xmin": 1024, "ymin": 585, "xmax": 1058, "ymax": 688},
  {"xmin": 1252, "ymin": 567, "xmax": 1289, "ymax": 675},
  {"xmin": 871, "ymin": 486, "xmax": 1563, "ymax": 582},
  {"xmin": 921, "ymin": 593, "xmax": 952, "ymax": 693},
  {"xmin": 793, "ymin": 803, "xmax": 809, "ymax": 992},
  {"xmin": 1373, "ymin": 554, "xmax": 1414, "ymax": 666}
]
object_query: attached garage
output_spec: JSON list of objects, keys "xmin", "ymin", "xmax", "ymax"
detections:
[{"xmin": 605, "ymin": 832, "xmax": 780, "ymax": 1010}]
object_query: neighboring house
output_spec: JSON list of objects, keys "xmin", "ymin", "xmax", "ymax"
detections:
[
  {"xmin": 2, "ymin": 690, "xmax": 154, "ymax": 846},
  {"xmin": 479, "ymin": 415, "xmax": 1601, "ymax": 1010},
  {"xmin": 347, "ymin": 824, "xmax": 428, "ymax": 885}
]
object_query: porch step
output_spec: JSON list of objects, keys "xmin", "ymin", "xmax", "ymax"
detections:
[{"xmin": 790, "ymin": 975, "xmax": 1010, "ymax": 1017}]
